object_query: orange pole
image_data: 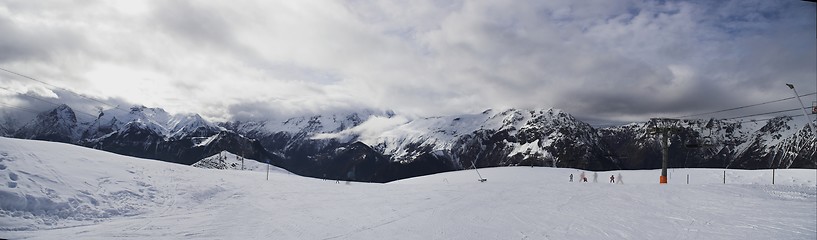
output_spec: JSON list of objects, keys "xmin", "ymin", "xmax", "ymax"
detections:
[{"xmin": 660, "ymin": 129, "xmax": 669, "ymax": 184}]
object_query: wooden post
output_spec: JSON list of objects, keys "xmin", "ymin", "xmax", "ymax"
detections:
[
  {"xmin": 723, "ymin": 170, "xmax": 725, "ymax": 184},
  {"xmin": 772, "ymin": 168, "xmax": 775, "ymax": 185},
  {"xmin": 686, "ymin": 174, "xmax": 689, "ymax": 184}
]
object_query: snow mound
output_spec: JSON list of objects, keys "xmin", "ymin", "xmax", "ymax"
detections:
[
  {"xmin": 0, "ymin": 137, "xmax": 291, "ymax": 231},
  {"xmin": 192, "ymin": 150, "xmax": 291, "ymax": 174},
  {"xmin": 0, "ymin": 139, "xmax": 164, "ymax": 230}
]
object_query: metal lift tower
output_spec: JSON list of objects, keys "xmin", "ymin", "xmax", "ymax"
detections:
[{"xmin": 648, "ymin": 118, "xmax": 682, "ymax": 184}]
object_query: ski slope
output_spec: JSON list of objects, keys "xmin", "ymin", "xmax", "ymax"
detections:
[
  {"xmin": 0, "ymin": 137, "xmax": 815, "ymax": 239},
  {"xmin": 191, "ymin": 150, "xmax": 292, "ymax": 174}
]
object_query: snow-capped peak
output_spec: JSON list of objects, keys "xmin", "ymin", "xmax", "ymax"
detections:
[
  {"xmin": 14, "ymin": 104, "xmax": 80, "ymax": 143},
  {"xmin": 167, "ymin": 114, "xmax": 222, "ymax": 139}
]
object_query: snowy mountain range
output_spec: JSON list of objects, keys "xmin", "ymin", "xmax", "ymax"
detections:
[
  {"xmin": 600, "ymin": 117, "xmax": 816, "ymax": 169},
  {"xmin": 3, "ymin": 104, "xmax": 815, "ymax": 182},
  {"xmin": 10, "ymin": 104, "xmax": 272, "ymax": 166}
]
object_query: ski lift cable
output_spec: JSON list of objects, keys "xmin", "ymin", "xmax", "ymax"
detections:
[
  {"xmin": 0, "ymin": 67, "xmax": 127, "ymax": 112},
  {"xmin": 674, "ymin": 92, "xmax": 816, "ymax": 119},
  {"xmin": 625, "ymin": 102, "xmax": 812, "ymax": 125},
  {"xmin": 736, "ymin": 114, "xmax": 806, "ymax": 123},
  {"xmin": 627, "ymin": 107, "xmax": 804, "ymax": 126},
  {"xmin": 0, "ymin": 87, "xmax": 98, "ymax": 118},
  {"xmin": 719, "ymin": 108, "xmax": 808, "ymax": 120}
]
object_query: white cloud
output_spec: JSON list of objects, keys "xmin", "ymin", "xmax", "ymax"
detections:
[{"xmin": 312, "ymin": 115, "xmax": 410, "ymax": 143}]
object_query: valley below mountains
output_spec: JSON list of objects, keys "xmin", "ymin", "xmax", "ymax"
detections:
[{"xmin": 4, "ymin": 104, "xmax": 815, "ymax": 183}]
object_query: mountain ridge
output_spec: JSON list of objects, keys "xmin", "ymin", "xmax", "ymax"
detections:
[{"xmin": 5, "ymin": 104, "xmax": 815, "ymax": 183}]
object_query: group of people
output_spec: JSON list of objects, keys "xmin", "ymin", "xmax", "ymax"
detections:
[{"xmin": 569, "ymin": 172, "xmax": 622, "ymax": 184}]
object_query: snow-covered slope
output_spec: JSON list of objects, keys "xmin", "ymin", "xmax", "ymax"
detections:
[
  {"xmin": 192, "ymin": 150, "xmax": 290, "ymax": 174},
  {"xmin": 2, "ymin": 137, "xmax": 814, "ymax": 239}
]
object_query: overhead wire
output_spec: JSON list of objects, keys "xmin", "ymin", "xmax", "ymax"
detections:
[
  {"xmin": 0, "ymin": 67, "xmax": 127, "ymax": 112},
  {"xmin": 674, "ymin": 92, "xmax": 816, "ymax": 119},
  {"xmin": 623, "ymin": 93, "xmax": 815, "ymax": 125},
  {"xmin": 0, "ymin": 86, "xmax": 99, "ymax": 117},
  {"xmin": 0, "ymin": 87, "xmax": 98, "ymax": 118},
  {"xmin": 719, "ymin": 108, "xmax": 809, "ymax": 120},
  {"xmin": 735, "ymin": 114, "xmax": 807, "ymax": 123}
]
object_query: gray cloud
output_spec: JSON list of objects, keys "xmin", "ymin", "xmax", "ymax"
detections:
[
  {"xmin": 0, "ymin": 12, "xmax": 87, "ymax": 64},
  {"xmin": 0, "ymin": 0, "xmax": 814, "ymax": 125}
]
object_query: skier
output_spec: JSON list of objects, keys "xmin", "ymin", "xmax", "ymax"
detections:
[
  {"xmin": 569, "ymin": 174, "xmax": 573, "ymax": 182},
  {"xmin": 593, "ymin": 172, "xmax": 598, "ymax": 183},
  {"xmin": 579, "ymin": 171, "xmax": 586, "ymax": 183},
  {"xmin": 617, "ymin": 173, "xmax": 623, "ymax": 184},
  {"xmin": 610, "ymin": 174, "xmax": 615, "ymax": 183}
]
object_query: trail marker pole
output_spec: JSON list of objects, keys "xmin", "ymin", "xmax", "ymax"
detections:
[
  {"xmin": 772, "ymin": 168, "xmax": 775, "ymax": 185},
  {"xmin": 723, "ymin": 170, "xmax": 726, "ymax": 184},
  {"xmin": 661, "ymin": 131, "xmax": 669, "ymax": 184},
  {"xmin": 471, "ymin": 160, "xmax": 486, "ymax": 182},
  {"xmin": 686, "ymin": 174, "xmax": 689, "ymax": 184}
]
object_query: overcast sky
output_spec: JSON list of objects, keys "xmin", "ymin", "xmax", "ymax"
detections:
[{"xmin": 0, "ymin": 0, "xmax": 815, "ymax": 125}]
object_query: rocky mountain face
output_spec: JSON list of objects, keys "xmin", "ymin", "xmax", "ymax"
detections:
[
  {"xmin": 221, "ymin": 108, "xmax": 623, "ymax": 182},
  {"xmin": 7, "ymin": 104, "xmax": 816, "ymax": 183},
  {"xmin": 376, "ymin": 109, "xmax": 619, "ymax": 170},
  {"xmin": 14, "ymin": 104, "xmax": 79, "ymax": 143},
  {"xmin": 11, "ymin": 105, "xmax": 275, "ymax": 166},
  {"xmin": 599, "ymin": 117, "xmax": 816, "ymax": 169}
]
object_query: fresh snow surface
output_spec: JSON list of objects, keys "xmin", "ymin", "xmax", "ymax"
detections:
[{"xmin": 0, "ymin": 137, "xmax": 815, "ymax": 239}]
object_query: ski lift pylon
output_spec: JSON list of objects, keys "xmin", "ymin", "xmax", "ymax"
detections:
[{"xmin": 702, "ymin": 119, "xmax": 717, "ymax": 147}]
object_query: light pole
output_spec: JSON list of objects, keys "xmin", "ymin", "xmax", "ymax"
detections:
[{"xmin": 786, "ymin": 84, "xmax": 817, "ymax": 137}]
